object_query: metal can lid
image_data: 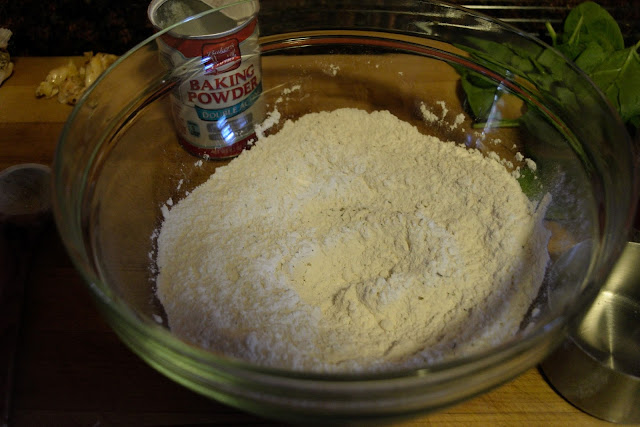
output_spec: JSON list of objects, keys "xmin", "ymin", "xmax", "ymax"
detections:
[{"xmin": 148, "ymin": 0, "xmax": 259, "ymax": 39}]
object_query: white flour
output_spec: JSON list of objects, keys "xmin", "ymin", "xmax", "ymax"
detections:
[
  {"xmin": 155, "ymin": 108, "xmax": 551, "ymax": 372},
  {"xmin": 419, "ymin": 100, "xmax": 465, "ymax": 130}
]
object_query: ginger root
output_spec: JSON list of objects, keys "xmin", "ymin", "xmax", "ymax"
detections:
[
  {"xmin": 0, "ymin": 28, "xmax": 14, "ymax": 87},
  {"xmin": 35, "ymin": 52, "xmax": 118, "ymax": 105}
]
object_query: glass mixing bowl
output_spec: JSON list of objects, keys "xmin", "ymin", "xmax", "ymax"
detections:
[{"xmin": 52, "ymin": 0, "xmax": 637, "ymax": 422}]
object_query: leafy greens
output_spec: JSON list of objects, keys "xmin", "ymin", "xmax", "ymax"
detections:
[{"xmin": 458, "ymin": 1, "xmax": 640, "ymax": 131}]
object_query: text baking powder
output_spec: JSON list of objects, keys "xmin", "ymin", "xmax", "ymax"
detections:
[
  {"xmin": 155, "ymin": 108, "xmax": 552, "ymax": 373},
  {"xmin": 148, "ymin": 0, "xmax": 264, "ymax": 158}
]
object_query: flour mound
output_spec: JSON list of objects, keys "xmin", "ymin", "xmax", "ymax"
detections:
[{"xmin": 155, "ymin": 108, "xmax": 551, "ymax": 373}]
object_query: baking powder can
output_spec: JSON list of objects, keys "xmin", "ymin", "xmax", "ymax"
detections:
[{"xmin": 148, "ymin": 0, "xmax": 264, "ymax": 158}]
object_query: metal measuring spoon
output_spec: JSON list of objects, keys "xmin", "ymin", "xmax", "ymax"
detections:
[
  {"xmin": 0, "ymin": 163, "xmax": 52, "ymax": 426},
  {"xmin": 0, "ymin": 163, "xmax": 52, "ymax": 224}
]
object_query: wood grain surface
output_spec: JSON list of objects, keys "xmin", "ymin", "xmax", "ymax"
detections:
[{"xmin": 0, "ymin": 57, "xmax": 613, "ymax": 426}]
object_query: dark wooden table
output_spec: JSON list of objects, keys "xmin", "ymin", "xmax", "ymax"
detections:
[{"xmin": 0, "ymin": 57, "xmax": 613, "ymax": 426}]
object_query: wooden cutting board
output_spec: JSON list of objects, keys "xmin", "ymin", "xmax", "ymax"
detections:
[{"xmin": 0, "ymin": 57, "xmax": 610, "ymax": 426}]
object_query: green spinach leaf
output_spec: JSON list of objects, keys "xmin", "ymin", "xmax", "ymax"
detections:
[
  {"xmin": 589, "ymin": 41, "xmax": 640, "ymax": 124},
  {"xmin": 559, "ymin": 1, "xmax": 624, "ymax": 59},
  {"xmin": 454, "ymin": 65, "xmax": 501, "ymax": 120},
  {"xmin": 456, "ymin": 1, "xmax": 639, "ymax": 131}
]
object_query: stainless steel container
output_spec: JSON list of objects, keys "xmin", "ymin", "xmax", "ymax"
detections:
[{"xmin": 541, "ymin": 242, "xmax": 640, "ymax": 424}]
